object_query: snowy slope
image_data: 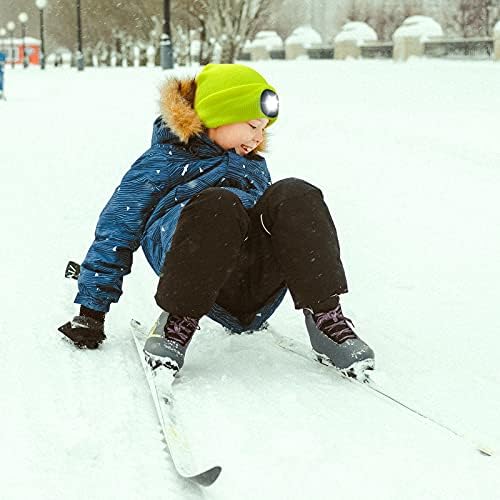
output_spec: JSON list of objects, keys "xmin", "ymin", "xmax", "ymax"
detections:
[{"xmin": 1, "ymin": 59, "xmax": 499, "ymax": 500}]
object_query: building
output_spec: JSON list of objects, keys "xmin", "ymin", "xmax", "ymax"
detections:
[{"xmin": 0, "ymin": 37, "xmax": 41, "ymax": 65}]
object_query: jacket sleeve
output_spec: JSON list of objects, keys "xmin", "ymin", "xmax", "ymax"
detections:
[{"xmin": 75, "ymin": 145, "xmax": 186, "ymax": 312}]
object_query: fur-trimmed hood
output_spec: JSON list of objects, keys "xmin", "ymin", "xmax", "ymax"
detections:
[{"xmin": 158, "ymin": 76, "xmax": 267, "ymax": 154}]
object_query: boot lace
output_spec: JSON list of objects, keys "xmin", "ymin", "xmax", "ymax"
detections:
[
  {"xmin": 165, "ymin": 315, "xmax": 199, "ymax": 346},
  {"xmin": 314, "ymin": 305, "xmax": 357, "ymax": 344}
]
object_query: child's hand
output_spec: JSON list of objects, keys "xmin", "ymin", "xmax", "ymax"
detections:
[{"xmin": 57, "ymin": 315, "xmax": 106, "ymax": 349}]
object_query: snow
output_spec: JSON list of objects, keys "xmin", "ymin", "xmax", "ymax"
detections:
[
  {"xmin": 285, "ymin": 25, "xmax": 322, "ymax": 48},
  {"xmin": 1, "ymin": 59, "xmax": 500, "ymax": 500},
  {"xmin": 494, "ymin": 20, "xmax": 500, "ymax": 35},
  {"xmin": 249, "ymin": 31, "xmax": 283, "ymax": 51},
  {"xmin": 393, "ymin": 16, "xmax": 444, "ymax": 41},
  {"xmin": 335, "ymin": 22, "xmax": 378, "ymax": 45}
]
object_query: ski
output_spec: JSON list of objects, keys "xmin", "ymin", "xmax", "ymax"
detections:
[
  {"xmin": 62, "ymin": 262, "xmax": 221, "ymax": 485},
  {"xmin": 64, "ymin": 260, "xmax": 492, "ymax": 458},
  {"xmin": 130, "ymin": 318, "xmax": 222, "ymax": 487},
  {"xmin": 269, "ymin": 328, "xmax": 494, "ymax": 458}
]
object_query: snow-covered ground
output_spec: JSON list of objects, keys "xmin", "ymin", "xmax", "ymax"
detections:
[{"xmin": 1, "ymin": 59, "xmax": 499, "ymax": 500}]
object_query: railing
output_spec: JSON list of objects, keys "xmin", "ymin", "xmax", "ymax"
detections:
[
  {"xmin": 360, "ymin": 42, "xmax": 393, "ymax": 59},
  {"xmin": 424, "ymin": 37, "xmax": 494, "ymax": 59},
  {"xmin": 269, "ymin": 49, "xmax": 285, "ymax": 59},
  {"xmin": 307, "ymin": 47, "xmax": 334, "ymax": 59}
]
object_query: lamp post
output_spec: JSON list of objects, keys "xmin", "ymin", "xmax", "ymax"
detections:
[
  {"xmin": 0, "ymin": 28, "xmax": 6, "ymax": 54},
  {"xmin": 160, "ymin": 0, "xmax": 173, "ymax": 69},
  {"xmin": 76, "ymin": 0, "xmax": 84, "ymax": 71},
  {"xmin": 18, "ymin": 12, "xmax": 29, "ymax": 68},
  {"xmin": 6, "ymin": 22, "xmax": 15, "ymax": 69},
  {"xmin": 36, "ymin": 0, "xmax": 47, "ymax": 69}
]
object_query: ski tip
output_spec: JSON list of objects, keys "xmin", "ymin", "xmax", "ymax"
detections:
[
  {"xmin": 478, "ymin": 446, "xmax": 494, "ymax": 457},
  {"xmin": 190, "ymin": 465, "xmax": 222, "ymax": 487}
]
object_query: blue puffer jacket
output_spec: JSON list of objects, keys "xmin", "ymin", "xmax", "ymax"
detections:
[{"xmin": 75, "ymin": 76, "xmax": 286, "ymax": 332}]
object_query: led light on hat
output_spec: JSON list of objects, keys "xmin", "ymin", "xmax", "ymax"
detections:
[{"xmin": 260, "ymin": 89, "xmax": 279, "ymax": 118}]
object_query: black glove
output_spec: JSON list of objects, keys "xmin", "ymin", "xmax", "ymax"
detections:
[{"xmin": 58, "ymin": 311, "xmax": 106, "ymax": 349}]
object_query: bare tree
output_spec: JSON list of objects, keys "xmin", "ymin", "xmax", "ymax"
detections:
[
  {"xmin": 448, "ymin": 0, "xmax": 478, "ymax": 36},
  {"xmin": 266, "ymin": 0, "xmax": 306, "ymax": 42},
  {"xmin": 37, "ymin": 0, "xmax": 160, "ymax": 56},
  {"xmin": 444, "ymin": 0, "xmax": 499, "ymax": 37},
  {"xmin": 478, "ymin": 0, "xmax": 500, "ymax": 35},
  {"xmin": 368, "ymin": 0, "xmax": 427, "ymax": 40},
  {"xmin": 343, "ymin": 0, "xmax": 372, "ymax": 24},
  {"xmin": 177, "ymin": 0, "xmax": 274, "ymax": 63}
]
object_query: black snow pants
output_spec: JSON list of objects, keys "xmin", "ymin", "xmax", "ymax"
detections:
[{"xmin": 155, "ymin": 178, "xmax": 348, "ymax": 325}]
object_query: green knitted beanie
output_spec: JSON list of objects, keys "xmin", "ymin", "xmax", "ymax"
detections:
[{"xmin": 194, "ymin": 63, "xmax": 279, "ymax": 129}]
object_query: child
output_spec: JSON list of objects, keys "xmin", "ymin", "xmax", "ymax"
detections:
[{"xmin": 59, "ymin": 63, "xmax": 374, "ymax": 378}]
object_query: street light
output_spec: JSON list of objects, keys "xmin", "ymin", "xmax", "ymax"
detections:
[
  {"xmin": 18, "ymin": 12, "xmax": 29, "ymax": 69},
  {"xmin": 76, "ymin": 0, "xmax": 84, "ymax": 71},
  {"xmin": 6, "ymin": 21, "xmax": 15, "ymax": 69},
  {"xmin": 160, "ymin": 0, "xmax": 173, "ymax": 69},
  {"xmin": 36, "ymin": 0, "xmax": 47, "ymax": 70},
  {"xmin": 0, "ymin": 28, "xmax": 6, "ymax": 54}
]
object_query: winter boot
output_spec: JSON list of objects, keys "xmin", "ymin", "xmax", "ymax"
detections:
[
  {"xmin": 304, "ymin": 303, "xmax": 374, "ymax": 379},
  {"xmin": 143, "ymin": 311, "xmax": 199, "ymax": 374}
]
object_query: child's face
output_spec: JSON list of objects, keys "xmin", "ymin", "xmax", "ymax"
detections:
[{"xmin": 208, "ymin": 118, "xmax": 269, "ymax": 156}]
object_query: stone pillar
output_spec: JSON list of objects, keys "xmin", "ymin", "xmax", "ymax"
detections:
[
  {"xmin": 250, "ymin": 46, "xmax": 269, "ymax": 61},
  {"xmin": 393, "ymin": 36, "xmax": 424, "ymax": 61},
  {"xmin": 495, "ymin": 21, "xmax": 500, "ymax": 61},
  {"xmin": 334, "ymin": 40, "xmax": 360, "ymax": 59},
  {"xmin": 285, "ymin": 43, "xmax": 307, "ymax": 60},
  {"xmin": 146, "ymin": 45, "xmax": 156, "ymax": 67},
  {"xmin": 133, "ymin": 46, "xmax": 140, "ymax": 67}
]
